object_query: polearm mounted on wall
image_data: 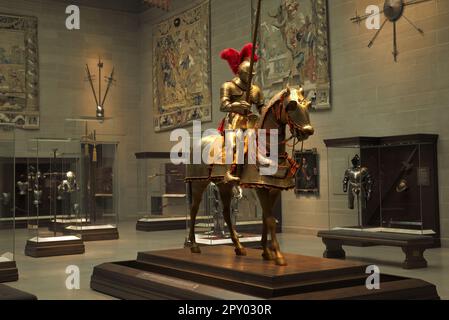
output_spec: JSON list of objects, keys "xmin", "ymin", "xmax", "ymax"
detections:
[
  {"xmin": 245, "ymin": 0, "xmax": 262, "ymax": 103},
  {"xmin": 85, "ymin": 58, "xmax": 116, "ymax": 119},
  {"xmin": 85, "ymin": 64, "xmax": 99, "ymax": 107}
]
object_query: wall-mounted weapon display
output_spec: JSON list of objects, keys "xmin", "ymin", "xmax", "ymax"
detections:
[{"xmin": 85, "ymin": 58, "xmax": 116, "ymax": 120}]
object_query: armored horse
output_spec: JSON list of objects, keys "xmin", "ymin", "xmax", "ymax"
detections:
[{"xmin": 185, "ymin": 87, "xmax": 314, "ymax": 266}]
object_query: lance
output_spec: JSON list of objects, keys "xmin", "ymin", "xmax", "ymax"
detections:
[
  {"xmin": 102, "ymin": 67, "xmax": 115, "ymax": 106},
  {"xmin": 245, "ymin": 0, "xmax": 262, "ymax": 103},
  {"xmin": 86, "ymin": 64, "xmax": 99, "ymax": 107}
]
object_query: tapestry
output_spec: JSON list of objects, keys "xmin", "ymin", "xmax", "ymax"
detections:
[
  {"xmin": 0, "ymin": 13, "xmax": 39, "ymax": 129},
  {"xmin": 153, "ymin": 1, "xmax": 211, "ymax": 132},
  {"xmin": 253, "ymin": 0, "xmax": 331, "ymax": 109}
]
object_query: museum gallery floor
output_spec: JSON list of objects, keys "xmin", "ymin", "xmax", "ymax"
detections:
[{"xmin": 3, "ymin": 221, "xmax": 447, "ymax": 300}]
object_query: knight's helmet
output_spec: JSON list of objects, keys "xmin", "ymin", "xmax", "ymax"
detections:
[
  {"xmin": 220, "ymin": 43, "xmax": 259, "ymax": 84},
  {"xmin": 351, "ymin": 154, "xmax": 360, "ymax": 167}
]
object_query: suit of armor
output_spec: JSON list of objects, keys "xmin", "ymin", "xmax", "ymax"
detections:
[
  {"xmin": 220, "ymin": 44, "xmax": 265, "ymax": 183},
  {"xmin": 220, "ymin": 70, "xmax": 264, "ymax": 131},
  {"xmin": 343, "ymin": 155, "xmax": 373, "ymax": 210}
]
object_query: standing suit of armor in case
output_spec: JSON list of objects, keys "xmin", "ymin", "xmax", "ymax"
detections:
[
  {"xmin": 220, "ymin": 44, "xmax": 265, "ymax": 183},
  {"xmin": 343, "ymin": 155, "xmax": 373, "ymax": 210},
  {"xmin": 209, "ymin": 183, "xmax": 242, "ymax": 237}
]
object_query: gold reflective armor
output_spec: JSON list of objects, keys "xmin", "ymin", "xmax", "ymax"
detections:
[
  {"xmin": 220, "ymin": 61, "xmax": 264, "ymax": 130},
  {"xmin": 220, "ymin": 61, "xmax": 264, "ymax": 182}
]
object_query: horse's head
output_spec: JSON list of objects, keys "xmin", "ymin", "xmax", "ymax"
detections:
[{"xmin": 280, "ymin": 87, "xmax": 314, "ymax": 141}]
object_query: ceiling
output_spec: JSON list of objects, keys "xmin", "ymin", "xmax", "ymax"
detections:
[{"xmin": 48, "ymin": 0, "xmax": 151, "ymax": 13}]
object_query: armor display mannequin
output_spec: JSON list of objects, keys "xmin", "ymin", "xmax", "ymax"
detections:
[
  {"xmin": 220, "ymin": 44, "xmax": 265, "ymax": 183},
  {"xmin": 58, "ymin": 171, "xmax": 78, "ymax": 194},
  {"xmin": 209, "ymin": 182, "xmax": 225, "ymax": 236},
  {"xmin": 343, "ymin": 154, "xmax": 373, "ymax": 211},
  {"xmin": 28, "ymin": 166, "xmax": 43, "ymax": 207},
  {"xmin": 1, "ymin": 193, "xmax": 11, "ymax": 207},
  {"xmin": 208, "ymin": 183, "xmax": 242, "ymax": 237},
  {"xmin": 17, "ymin": 180, "xmax": 28, "ymax": 196}
]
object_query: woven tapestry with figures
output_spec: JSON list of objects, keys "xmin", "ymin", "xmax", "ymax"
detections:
[
  {"xmin": 254, "ymin": 0, "xmax": 331, "ymax": 109},
  {"xmin": 0, "ymin": 13, "xmax": 39, "ymax": 129},
  {"xmin": 153, "ymin": 1, "xmax": 211, "ymax": 132}
]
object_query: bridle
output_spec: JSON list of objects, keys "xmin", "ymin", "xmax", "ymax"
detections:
[{"xmin": 275, "ymin": 89, "xmax": 307, "ymax": 153}]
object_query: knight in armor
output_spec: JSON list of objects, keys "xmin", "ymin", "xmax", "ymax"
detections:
[
  {"xmin": 219, "ymin": 43, "xmax": 265, "ymax": 183},
  {"xmin": 343, "ymin": 154, "xmax": 373, "ymax": 210}
]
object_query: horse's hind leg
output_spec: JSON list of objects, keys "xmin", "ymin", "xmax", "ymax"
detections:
[
  {"xmin": 188, "ymin": 180, "xmax": 209, "ymax": 254},
  {"xmin": 219, "ymin": 184, "xmax": 246, "ymax": 256}
]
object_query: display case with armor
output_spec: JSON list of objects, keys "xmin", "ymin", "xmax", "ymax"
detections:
[
  {"xmin": 135, "ymin": 152, "xmax": 267, "ymax": 242},
  {"xmin": 319, "ymin": 134, "xmax": 440, "ymax": 269},
  {"xmin": 0, "ymin": 124, "xmax": 18, "ymax": 281},
  {"xmin": 136, "ymin": 152, "xmax": 194, "ymax": 232},
  {"xmin": 24, "ymin": 137, "xmax": 85, "ymax": 258},
  {"xmin": 64, "ymin": 118, "xmax": 119, "ymax": 241},
  {"xmin": 187, "ymin": 182, "xmax": 264, "ymax": 247}
]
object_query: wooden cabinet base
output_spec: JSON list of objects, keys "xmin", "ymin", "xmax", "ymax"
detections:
[
  {"xmin": 136, "ymin": 217, "xmax": 268, "ymax": 233},
  {"xmin": 25, "ymin": 238, "xmax": 85, "ymax": 258},
  {"xmin": 80, "ymin": 227, "xmax": 119, "ymax": 241},
  {"xmin": 0, "ymin": 261, "xmax": 18, "ymax": 283},
  {"xmin": 90, "ymin": 246, "xmax": 439, "ymax": 300},
  {"xmin": 65, "ymin": 226, "xmax": 119, "ymax": 241}
]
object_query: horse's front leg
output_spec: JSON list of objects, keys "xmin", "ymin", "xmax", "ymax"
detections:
[
  {"xmin": 220, "ymin": 184, "xmax": 246, "ymax": 256},
  {"xmin": 257, "ymin": 188, "xmax": 286, "ymax": 266},
  {"xmin": 261, "ymin": 217, "xmax": 274, "ymax": 261}
]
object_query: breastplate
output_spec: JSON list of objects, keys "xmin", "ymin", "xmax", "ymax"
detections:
[{"xmin": 348, "ymin": 168, "xmax": 365, "ymax": 191}]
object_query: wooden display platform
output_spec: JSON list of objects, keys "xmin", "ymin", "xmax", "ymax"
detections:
[
  {"xmin": 317, "ymin": 229, "xmax": 435, "ymax": 269},
  {"xmin": 137, "ymin": 216, "xmax": 277, "ymax": 233},
  {"xmin": 25, "ymin": 236, "xmax": 85, "ymax": 258},
  {"xmin": 0, "ymin": 261, "xmax": 18, "ymax": 283},
  {"xmin": 65, "ymin": 225, "xmax": 119, "ymax": 241},
  {"xmin": 48, "ymin": 218, "xmax": 90, "ymax": 233},
  {"xmin": 0, "ymin": 284, "xmax": 37, "ymax": 300},
  {"xmin": 136, "ymin": 216, "xmax": 208, "ymax": 232},
  {"xmin": 193, "ymin": 233, "xmax": 262, "ymax": 249},
  {"xmin": 90, "ymin": 246, "xmax": 439, "ymax": 300}
]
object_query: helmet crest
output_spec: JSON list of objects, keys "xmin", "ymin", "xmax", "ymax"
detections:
[{"xmin": 220, "ymin": 43, "xmax": 259, "ymax": 75}]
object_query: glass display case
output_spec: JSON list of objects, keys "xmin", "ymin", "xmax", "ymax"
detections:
[
  {"xmin": 189, "ymin": 183, "xmax": 263, "ymax": 247},
  {"xmin": 24, "ymin": 137, "xmax": 85, "ymax": 258},
  {"xmin": 64, "ymin": 118, "xmax": 119, "ymax": 241},
  {"xmin": 318, "ymin": 134, "xmax": 440, "ymax": 269},
  {"xmin": 136, "ymin": 152, "xmax": 267, "ymax": 244},
  {"xmin": 319, "ymin": 135, "xmax": 440, "ymax": 268},
  {"xmin": 0, "ymin": 124, "xmax": 18, "ymax": 281},
  {"xmin": 324, "ymin": 135, "xmax": 440, "ymax": 240},
  {"xmin": 136, "ymin": 152, "xmax": 194, "ymax": 232}
]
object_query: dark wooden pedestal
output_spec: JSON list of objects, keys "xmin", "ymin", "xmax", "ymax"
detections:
[
  {"xmin": 0, "ymin": 261, "xmax": 18, "ymax": 283},
  {"xmin": 318, "ymin": 229, "xmax": 435, "ymax": 269},
  {"xmin": 25, "ymin": 237, "xmax": 85, "ymax": 258},
  {"xmin": 136, "ymin": 216, "xmax": 203, "ymax": 232},
  {"xmin": 66, "ymin": 226, "xmax": 119, "ymax": 241},
  {"xmin": 0, "ymin": 284, "xmax": 37, "ymax": 300},
  {"xmin": 48, "ymin": 219, "xmax": 90, "ymax": 233},
  {"xmin": 90, "ymin": 246, "xmax": 439, "ymax": 300},
  {"xmin": 136, "ymin": 217, "xmax": 266, "ymax": 233}
]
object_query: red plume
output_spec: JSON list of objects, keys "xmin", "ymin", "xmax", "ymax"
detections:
[
  {"xmin": 220, "ymin": 48, "xmax": 241, "ymax": 75},
  {"xmin": 240, "ymin": 43, "xmax": 259, "ymax": 63},
  {"xmin": 220, "ymin": 43, "xmax": 259, "ymax": 75}
]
